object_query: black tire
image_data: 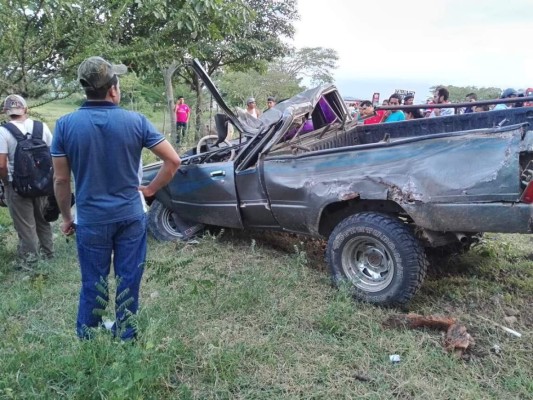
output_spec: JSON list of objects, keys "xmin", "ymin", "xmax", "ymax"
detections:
[
  {"xmin": 147, "ymin": 200, "xmax": 185, "ymax": 241},
  {"xmin": 326, "ymin": 212, "xmax": 428, "ymax": 306}
]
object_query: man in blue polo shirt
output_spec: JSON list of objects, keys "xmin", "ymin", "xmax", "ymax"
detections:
[{"xmin": 52, "ymin": 56, "xmax": 181, "ymax": 340}]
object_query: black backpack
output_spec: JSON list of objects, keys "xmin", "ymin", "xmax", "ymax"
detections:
[{"xmin": 3, "ymin": 121, "xmax": 54, "ymax": 198}]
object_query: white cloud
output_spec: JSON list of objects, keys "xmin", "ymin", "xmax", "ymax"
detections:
[{"xmin": 294, "ymin": 0, "xmax": 533, "ymax": 93}]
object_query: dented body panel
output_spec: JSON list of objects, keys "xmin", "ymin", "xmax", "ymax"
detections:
[{"xmin": 263, "ymin": 125, "xmax": 532, "ymax": 235}]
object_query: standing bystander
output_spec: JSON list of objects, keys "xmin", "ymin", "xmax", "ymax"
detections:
[
  {"xmin": 464, "ymin": 92, "xmax": 477, "ymax": 113},
  {"xmin": 403, "ymin": 94, "xmax": 415, "ymax": 105},
  {"xmin": 245, "ymin": 97, "xmax": 261, "ymax": 118},
  {"xmin": 174, "ymin": 96, "xmax": 190, "ymax": 145},
  {"xmin": 384, "ymin": 94, "xmax": 406, "ymax": 123},
  {"xmin": 0, "ymin": 95, "xmax": 54, "ymax": 265},
  {"xmin": 51, "ymin": 56, "xmax": 181, "ymax": 340},
  {"xmin": 428, "ymin": 87, "xmax": 454, "ymax": 117},
  {"xmin": 266, "ymin": 96, "xmax": 277, "ymax": 109},
  {"xmin": 493, "ymin": 88, "xmax": 518, "ymax": 111},
  {"xmin": 357, "ymin": 100, "xmax": 385, "ymax": 124}
]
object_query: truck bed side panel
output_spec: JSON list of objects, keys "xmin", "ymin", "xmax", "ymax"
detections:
[{"xmin": 263, "ymin": 126, "xmax": 527, "ymax": 235}]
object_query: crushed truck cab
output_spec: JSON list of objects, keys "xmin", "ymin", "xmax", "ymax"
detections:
[{"xmin": 143, "ymin": 59, "xmax": 533, "ymax": 305}]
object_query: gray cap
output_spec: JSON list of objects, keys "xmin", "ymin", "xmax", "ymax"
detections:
[
  {"xmin": 246, "ymin": 97, "xmax": 256, "ymax": 104},
  {"xmin": 3, "ymin": 94, "xmax": 27, "ymax": 116},
  {"xmin": 78, "ymin": 56, "xmax": 128, "ymax": 89}
]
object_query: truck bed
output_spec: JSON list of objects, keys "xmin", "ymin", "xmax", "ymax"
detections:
[{"xmin": 269, "ymin": 107, "xmax": 533, "ymax": 156}]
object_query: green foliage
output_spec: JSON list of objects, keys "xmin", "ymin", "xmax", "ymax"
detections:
[
  {"xmin": 430, "ymin": 85, "xmax": 502, "ymax": 102},
  {"xmin": 283, "ymin": 47, "xmax": 340, "ymax": 86},
  {"xmin": 218, "ymin": 67, "xmax": 303, "ymax": 110},
  {"xmin": 0, "ymin": 0, "xmax": 126, "ymax": 97}
]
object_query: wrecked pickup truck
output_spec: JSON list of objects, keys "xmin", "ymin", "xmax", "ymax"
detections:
[{"xmin": 142, "ymin": 59, "xmax": 533, "ymax": 305}]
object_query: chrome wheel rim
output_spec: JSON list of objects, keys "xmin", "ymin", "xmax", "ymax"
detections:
[
  {"xmin": 341, "ymin": 235, "xmax": 394, "ymax": 292},
  {"xmin": 161, "ymin": 207, "xmax": 183, "ymax": 239}
]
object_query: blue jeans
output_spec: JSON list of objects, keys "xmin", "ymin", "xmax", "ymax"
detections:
[{"xmin": 75, "ymin": 214, "xmax": 147, "ymax": 340}]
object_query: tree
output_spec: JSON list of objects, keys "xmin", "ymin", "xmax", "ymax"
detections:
[
  {"xmin": 174, "ymin": 0, "xmax": 300, "ymax": 137},
  {"xmin": 106, "ymin": 0, "xmax": 252, "ymax": 142},
  {"xmin": 0, "ymin": 0, "xmax": 102, "ymax": 99},
  {"xmin": 282, "ymin": 47, "xmax": 339, "ymax": 87},
  {"xmin": 218, "ymin": 45, "xmax": 338, "ymax": 120},
  {"xmin": 218, "ymin": 66, "xmax": 303, "ymax": 110}
]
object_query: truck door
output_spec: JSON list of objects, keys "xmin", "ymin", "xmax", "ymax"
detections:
[{"xmin": 167, "ymin": 161, "xmax": 244, "ymax": 229}]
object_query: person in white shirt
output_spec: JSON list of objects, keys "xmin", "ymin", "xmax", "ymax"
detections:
[
  {"xmin": 245, "ymin": 97, "xmax": 261, "ymax": 119},
  {"xmin": 0, "ymin": 94, "xmax": 54, "ymax": 264},
  {"xmin": 428, "ymin": 87, "xmax": 454, "ymax": 117}
]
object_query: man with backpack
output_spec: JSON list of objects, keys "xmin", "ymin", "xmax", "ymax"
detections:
[{"xmin": 0, "ymin": 94, "xmax": 54, "ymax": 265}]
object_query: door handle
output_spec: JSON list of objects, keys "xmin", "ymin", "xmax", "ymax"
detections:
[{"xmin": 210, "ymin": 170, "xmax": 226, "ymax": 177}]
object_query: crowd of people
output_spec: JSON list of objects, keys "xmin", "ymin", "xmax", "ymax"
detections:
[{"xmin": 351, "ymin": 87, "xmax": 529, "ymax": 125}]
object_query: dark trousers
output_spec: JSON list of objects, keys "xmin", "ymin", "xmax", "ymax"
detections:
[{"xmin": 176, "ymin": 122, "xmax": 187, "ymax": 144}]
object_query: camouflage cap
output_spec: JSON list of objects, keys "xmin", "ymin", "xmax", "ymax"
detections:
[
  {"xmin": 2, "ymin": 94, "xmax": 27, "ymax": 116},
  {"xmin": 77, "ymin": 56, "xmax": 127, "ymax": 89}
]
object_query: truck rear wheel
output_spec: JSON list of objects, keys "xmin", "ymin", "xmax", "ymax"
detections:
[
  {"xmin": 147, "ymin": 200, "xmax": 184, "ymax": 241},
  {"xmin": 326, "ymin": 212, "xmax": 427, "ymax": 306}
]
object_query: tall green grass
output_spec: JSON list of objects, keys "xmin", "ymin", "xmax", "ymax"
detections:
[{"xmin": 0, "ymin": 228, "xmax": 531, "ymax": 399}]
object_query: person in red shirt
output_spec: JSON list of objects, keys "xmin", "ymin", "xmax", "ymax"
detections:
[
  {"xmin": 357, "ymin": 100, "xmax": 385, "ymax": 124},
  {"xmin": 174, "ymin": 96, "xmax": 191, "ymax": 145}
]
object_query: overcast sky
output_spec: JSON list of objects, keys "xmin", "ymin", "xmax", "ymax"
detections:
[{"xmin": 293, "ymin": 0, "xmax": 533, "ymax": 101}]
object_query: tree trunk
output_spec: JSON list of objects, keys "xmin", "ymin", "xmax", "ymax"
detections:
[
  {"xmin": 194, "ymin": 75, "xmax": 203, "ymax": 140},
  {"xmin": 161, "ymin": 60, "xmax": 179, "ymax": 144}
]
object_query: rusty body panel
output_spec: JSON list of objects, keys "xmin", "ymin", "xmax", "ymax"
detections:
[{"xmin": 262, "ymin": 125, "xmax": 533, "ymax": 235}]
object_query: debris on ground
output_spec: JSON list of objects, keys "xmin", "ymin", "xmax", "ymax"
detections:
[
  {"xmin": 383, "ymin": 313, "xmax": 457, "ymax": 330},
  {"xmin": 383, "ymin": 313, "xmax": 475, "ymax": 358},
  {"xmin": 389, "ymin": 354, "xmax": 401, "ymax": 364},
  {"xmin": 478, "ymin": 315, "xmax": 522, "ymax": 338},
  {"xmin": 444, "ymin": 323, "xmax": 474, "ymax": 357}
]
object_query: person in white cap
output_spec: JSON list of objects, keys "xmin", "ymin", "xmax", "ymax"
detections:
[
  {"xmin": 245, "ymin": 97, "xmax": 261, "ymax": 118},
  {"xmin": 0, "ymin": 94, "xmax": 54, "ymax": 265},
  {"xmin": 51, "ymin": 56, "xmax": 181, "ymax": 341}
]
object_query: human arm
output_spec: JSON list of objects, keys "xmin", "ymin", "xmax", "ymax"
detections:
[
  {"xmin": 0, "ymin": 153, "xmax": 7, "ymax": 182},
  {"xmin": 440, "ymin": 107, "xmax": 454, "ymax": 116},
  {"xmin": 52, "ymin": 156, "xmax": 75, "ymax": 235},
  {"xmin": 138, "ymin": 140, "xmax": 181, "ymax": 198}
]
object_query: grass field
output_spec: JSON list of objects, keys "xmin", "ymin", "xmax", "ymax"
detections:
[
  {"xmin": 0, "ymin": 204, "xmax": 532, "ymax": 399},
  {"xmin": 0, "ymin": 101, "xmax": 531, "ymax": 399},
  {"xmin": 29, "ymin": 98, "xmax": 197, "ymax": 164}
]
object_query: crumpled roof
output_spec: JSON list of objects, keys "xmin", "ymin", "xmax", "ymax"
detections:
[{"xmin": 234, "ymin": 84, "xmax": 337, "ymax": 137}]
